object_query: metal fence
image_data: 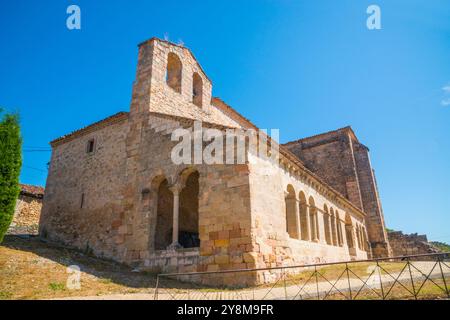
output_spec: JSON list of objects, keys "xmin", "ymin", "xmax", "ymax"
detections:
[{"xmin": 154, "ymin": 252, "xmax": 450, "ymax": 300}]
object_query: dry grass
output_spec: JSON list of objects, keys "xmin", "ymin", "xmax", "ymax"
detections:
[
  {"xmin": 1, "ymin": 235, "xmax": 448, "ymax": 300},
  {"xmin": 0, "ymin": 235, "xmax": 158, "ymax": 300}
]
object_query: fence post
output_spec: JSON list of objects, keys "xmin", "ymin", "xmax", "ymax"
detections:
[
  {"xmin": 377, "ymin": 260, "xmax": 385, "ymax": 300},
  {"xmin": 437, "ymin": 256, "xmax": 449, "ymax": 298},
  {"xmin": 315, "ymin": 265, "xmax": 320, "ymax": 300},
  {"xmin": 154, "ymin": 275, "xmax": 160, "ymax": 300},
  {"xmin": 283, "ymin": 267, "xmax": 288, "ymax": 300},
  {"xmin": 346, "ymin": 263, "xmax": 352, "ymax": 300},
  {"xmin": 406, "ymin": 259, "xmax": 417, "ymax": 300}
]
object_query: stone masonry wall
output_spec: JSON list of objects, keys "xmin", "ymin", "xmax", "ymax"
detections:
[
  {"xmin": 9, "ymin": 194, "xmax": 43, "ymax": 235},
  {"xmin": 248, "ymin": 153, "xmax": 369, "ymax": 282},
  {"xmin": 40, "ymin": 117, "xmax": 129, "ymax": 260},
  {"xmin": 284, "ymin": 128, "xmax": 391, "ymax": 258},
  {"xmin": 284, "ymin": 130, "xmax": 363, "ymax": 209},
  {"xmin": 353, "ymin": 142, "xmax": 391, "ymax": 257},
  {"xmin": 388, "ymin": 231, "xmax": 441, "ymax": 257},
  {"xmin": 122, "ymin": 115, "xmax": 255, "ymax": 285}
]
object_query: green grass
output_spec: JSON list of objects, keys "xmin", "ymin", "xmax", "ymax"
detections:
[
  {"xmin": 48, "ymin": 282, "xmax": 66, "ymax": 291},
  {"xmin": 0, "ymin": 291, "xmax": 13, "ymax": 300}
]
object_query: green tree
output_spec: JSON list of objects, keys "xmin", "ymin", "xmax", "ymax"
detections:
[{"xmin": 0, "ymin": 108, "xmax": 22, "ymax": 243}]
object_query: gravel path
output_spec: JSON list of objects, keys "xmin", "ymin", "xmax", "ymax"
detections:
[{"xmin": 59, "ymin": 261, "xmax": 450, "ymax": 300}]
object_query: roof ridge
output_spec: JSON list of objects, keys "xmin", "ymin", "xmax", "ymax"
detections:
[
  {"xmin": 282, "ymin": 126, "xmax": 354, "ymax": 146},
  {"xmin": 50, "ymin": 111, "xmax": 129, "ymax": 146}
]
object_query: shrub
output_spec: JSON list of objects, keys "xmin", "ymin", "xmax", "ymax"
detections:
[{"xmin": 0, "ymin": 108, "xmax": 22, "ymax": 243}]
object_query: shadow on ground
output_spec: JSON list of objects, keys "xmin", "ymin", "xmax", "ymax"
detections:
[{"xmin": 1, "ymin": 235, "xmax": 194, "ymax": 291}]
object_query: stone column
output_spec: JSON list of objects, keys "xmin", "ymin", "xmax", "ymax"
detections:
[
  {"xmin": 295, "ymin": 198, "xmax": 301, "ymax": 240},
  {"xmin": 311, "ymin": 208, "xmax": 319, "ymax": 243},
  {"xmin": 338, "ymin": 220, "xmax": 345, "ymax": 247},
  {"xmin": 305, "ymin": 205, "xmax": 311, "ymax": 241},
  {"xmin": 168, "ymin": 185, "xmax": 182, "ymax": 249},
  {"xmin": 315, "ymin": 212, "xmax": 320, "ymax": 243}
]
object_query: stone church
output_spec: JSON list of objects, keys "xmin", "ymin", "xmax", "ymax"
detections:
[{"xmin": 40, "ymin": 37, "xmax": 391, "ymax": 285}]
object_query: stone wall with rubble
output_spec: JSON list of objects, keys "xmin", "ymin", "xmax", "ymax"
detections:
[
  {"xmin": 388, "ymin": 231, "xmax": 441, "ymax": 257},
  {"xmin": 9, "ymin": 194, "xmax": 43, "ymax": 235}
]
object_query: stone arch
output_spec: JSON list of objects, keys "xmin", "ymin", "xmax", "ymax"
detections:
[
  {"xmin": 192, "ymin": 72, "xmax": 203, "ymax": 107},
  {"xmin": 178, "ymin": 168, "xmax": 200, "ymax": 248},
  {"xmin": 323, "ymin": 204, "xmax": 332, "ymax": 245},
  {"xmin": 153, "ymin": 176, "xmax": 173, "ymax": 250},
  {"xmin": 345, "ymin": 213, "xmax": 354, "ymax": 249},
  {"xmin": 299, "ymin": 191, "xmax": 309, "ymax": 241},
  {"xmin": 362, "ymin": 226, "xmax": 369, "ymax": 251},
  {"xmin": 359, "ymin": 225, "xmax": 365, "ymax": 249},
  {"xmin": 330, "ymin": 208, "xmax": 338, "ymax": 246},
  {"xmin": 355, "ymin": 224, "xmax": 361, "ymax": 249},
  {"xmin": 166, "ymin": 52, "xmax": 182, "ymax": 93},
  {"xmin": 285, "ymin": 184, "xmax": 298, "ymax": 239},
  {"xmin": 309, "ymin": 196, "xmax": 319, "ymax": 242},
  {"xmin": 176, "ymin": 166, "xmax": 199, "ymax": 186}
]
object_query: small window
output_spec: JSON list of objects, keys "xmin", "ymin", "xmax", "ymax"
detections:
[{"xmin": 86, "ymin": 139, "xmax": 95, "ymax": 153}]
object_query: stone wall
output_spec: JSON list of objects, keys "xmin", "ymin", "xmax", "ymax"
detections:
[
  {"xmin": 248, "ymin": 153, "xmax": 369, "ymax": 278},
  {"xmin": 283, "ymin": 127, "xmax": 391, "ymax": 258},
  {"xmin": 388, "ymin": 231, "xmax": 441, "ymax": 257},
  {"xmin": 9, "ymin": 191, "xmax": 43, "ymax": 235},
  {"xmin": 120, "ymin": 115, "xmax": 255, "ymax": 286},
  {"xmin": 40, "ymin": 114, "xmax": 129, "ymax": 260}
]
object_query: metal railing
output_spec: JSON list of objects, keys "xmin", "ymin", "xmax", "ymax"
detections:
[{"xmin": 153, "ymin": 252, "xmax": 450, "ymax": 300}]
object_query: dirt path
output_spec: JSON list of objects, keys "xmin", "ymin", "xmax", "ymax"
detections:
[{"xmin": 61, "ymin": 261, "xmax": 450, "ymax": 300}]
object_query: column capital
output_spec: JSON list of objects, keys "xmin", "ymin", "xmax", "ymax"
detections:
[{"xmin": 169, "ymin": 183, "xmax": 184, "ymax": 194}]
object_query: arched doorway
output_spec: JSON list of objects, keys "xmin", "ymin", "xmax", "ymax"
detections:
[
  {"xmin": 179, "ymin": 170, "xmax": 200, "ymax": 248},
  {"xmin": 154, "ymin": 178, "xmax": 173, "ymax": 250}
]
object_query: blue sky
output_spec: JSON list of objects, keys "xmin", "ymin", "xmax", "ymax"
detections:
[{"xmin": 1, "ymin": 1, "xmax": 449, "ymax": 242}]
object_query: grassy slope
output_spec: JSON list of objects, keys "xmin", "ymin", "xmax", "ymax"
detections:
[{"xmin": 0, "ymin": 236, "xmax": 158, "ymax": 299}]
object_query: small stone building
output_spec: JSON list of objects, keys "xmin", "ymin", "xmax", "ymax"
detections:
[
  {"xmin": 40, "ymin": 38, "xmax": 391, "ymax": 285},
  {"xmin": 8, "ymin": 184, "xmax": 44, "ymax": 235}
]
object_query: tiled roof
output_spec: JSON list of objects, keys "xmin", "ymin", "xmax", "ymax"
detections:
[
  {"xmin": 20, "ymin": 184, "xmax": 44, "ymax": 198},
  {"xmin": 50, "ymin": 112, "xmax": 129, "ymax": 147},
  {"xmin": 283, "ymin": 126, "xmax": 358, "ymax": 146}
]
